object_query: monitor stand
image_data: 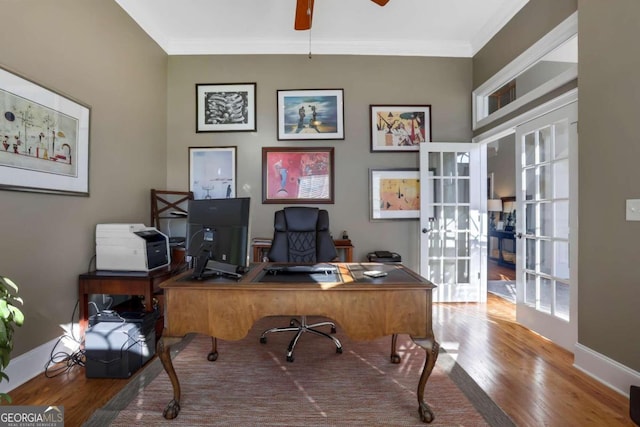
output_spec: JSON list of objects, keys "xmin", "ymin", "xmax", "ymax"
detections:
[{"xmin": 192, "ymin": 246, "xmax": 242, "ymax": 280}]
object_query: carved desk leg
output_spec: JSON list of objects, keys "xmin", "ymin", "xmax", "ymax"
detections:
[
  {"xmin": 158, "ymin": 336, "xmax": 184, "ymax": 419},
  {"xmin": 411, "ymin": 336, "xmax": 440, "ymax": 423},
  {"xmin": 390, "ymin": 333, "xmax": 401, "ymax": 364}
]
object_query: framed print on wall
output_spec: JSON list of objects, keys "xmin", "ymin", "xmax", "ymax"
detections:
[
  {"xmin": 262, "ymin": 147, "xmax": 334, "ymax": 204},
  {"xmin": 370, "ymin": 168, "xmax": 420, "ymax": 220},
  {"xmin": 277, "ymin": 89, "xmax": 344, "ymax": 140},
  {"xmin": 196, "ymin": 83, "xmax": 256, "ymax": 132},
  {"xmin": 189, "ymin": 146, "xmax": 237, "ymax": 200},
  {"xmin": 0, "ymin": 65, "xmax": 90, "ymax": 196},
  {"xmin": 370, "ymin": 105, "xmax": 431, "ymax": 152}
]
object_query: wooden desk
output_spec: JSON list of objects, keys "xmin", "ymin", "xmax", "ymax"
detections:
[
  {"xmin": 158, "ymin": 263, "xmax": 439, "ymax": 423},
  {"xmin": 78, "ymin": 267, "xmax": 175, "ymax": 336},
  {"xmin": 252, "ymin": 239, "xmax": 354, "ymax": 262},
  {"xmin": 488, "ymin": 229, "xmax": 516, "ymax": 268}
]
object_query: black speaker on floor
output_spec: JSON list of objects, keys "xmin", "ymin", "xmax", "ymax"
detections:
[{"xmin": 631, "ymin": 385, "xmax": 640, "ymax": 426}]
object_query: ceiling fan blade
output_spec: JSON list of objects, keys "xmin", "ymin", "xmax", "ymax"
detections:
[
  {"xmin": 371, "ymin": 0, "xmax": 390, "ymax": 5},
  {"xmin": 295, "ymin": 0, "xmax": 314, "ymax": 31}
]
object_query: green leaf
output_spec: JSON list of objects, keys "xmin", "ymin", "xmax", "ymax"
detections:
[
  {"xmin": 8, "ymin": 306, "xmax": 24, "ymax": 326},
  {"xmin": 0, "ymin": 300, "xmax": 9, "ymax": 320},
  {"xmin": 0, "ymin": 277, "xmax": 18, "ymax": 293}
]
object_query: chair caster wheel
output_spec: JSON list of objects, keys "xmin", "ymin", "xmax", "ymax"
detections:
[
  {"xmin": 259, "ymin": 337, "xmax": 267, "ymax": 344},
  {"xmin": 331, "ymin": 326, "xmax": 337, "ymax": 333},
  {"xmin": 336, "ymin": 347, "xmax": 343, "ymax": 354},
  {"xmin": 207, "ymin": 351, "xmax": 218, "ymax": 361},
  {"xmin": 286, "ymin": 355, "xmax": 294, "ymax": 362}
]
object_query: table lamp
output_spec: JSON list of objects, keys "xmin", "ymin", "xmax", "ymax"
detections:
[{"xmin": 487, "ymin": 199, "xmax": 503, "ymax": 229}]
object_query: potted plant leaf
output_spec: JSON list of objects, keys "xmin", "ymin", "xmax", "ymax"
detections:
[{"xmin": 0, "ymin": 276, "xmax": 24, "ymax": 403}]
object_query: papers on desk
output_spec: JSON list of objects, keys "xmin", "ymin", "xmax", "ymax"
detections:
[{"xmin": 363, "ymin": 270, "xmax": 388, "ymax": 278}]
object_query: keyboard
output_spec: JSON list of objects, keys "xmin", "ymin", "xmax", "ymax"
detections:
[{"xmin": 265, "ymin": 263, "xmax": 337, "ymax": 274}]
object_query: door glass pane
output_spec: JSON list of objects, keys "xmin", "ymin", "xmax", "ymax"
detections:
[
  {"xmin": 526, "ymin": 203, "xmax": 536, "ymax": 235},
  {"xmin": 540, "ymin": 240, "xmax": 553, "ymax": 275},
  {"xmin": 457, "ymin": 179, "xmax": 470, "ymax": 203},
  {"xmin": 457, "ymin": 232, "xmax": 469, "ymax": 256},
  {"xmin": 443, "ymin": 260, "xmax": 456, "ymax": 284},
  {"xmin": 525, "ymin": 273, "xmax": 536, "ymax": 305},
  {"xmin": 524, "ymin": 132, "xmax": 536, "ymax": 166},
  {"xmin": 457, "ymin": 259, "xmax": 469, "ymax": 282},
  {"xmin": 554, "ymin": 159, "xmax": 569, "ymax": 198},
  {"xmin": 540, "ymin": 202, "xmax": 553, "ymax": 237},
  {"xmin": 443, "ymin": 178, "xmax": 456, "ymax": 203},
  {"xmin": 433, "ymin": 178, "xmax": 442, "ymax": 207},
  {"xmin": 428, "ymin": 260, "xmax": 441, "ymax": 283},
  {"xmin": 525, "ymin": 168, "xmax": 535, "ymax": 200},
  {"xmin": 458, "ymin": 206, "xmax": 470, "ymax": 230},
  {"xmin": 554, "ymin": 121, "xmax": 569, "ymax": 159},
  {"xmin": 457, "ymin": 152, "xmax": 470, "ymax": 176},
  {"xmin": 555, "ymin": 201, "xmax": 569, "ymax": 238},
  {"xmin": 526, "ymin": 238, "xmax": 536, "ymax": 270},
  {"xmin": 539, "ymin": 126, "xmax": 551, "ymax": 163},
  {"xmin": 539, "ymin": 165, "xmax": 551, "ymax": 199},
  {"xmin": 556, "ymin": 281, "xmax": 570, "ymax": 320},
  {"xmin": 443, "ymin": 152, "xmax": 456, "ymax": 176},
  {"xmin": 443, "ymin": 232, "xmax": 456, "ymax": 257},
  {"xmin": 428, "ymin": 232, "xmax": 442, "ymax": 257},
  {"xmin": 539, "ymin": 277, "xmax": 552, "ymax": 314},
  {"xmin": 443, "ymin": 206, "xmax": 456, "ymax": 231},
  {"xmin": 555, "ymin": 241, "xmax": 569, "ymax": 280},
  {"xmin": 428, "ymin": 152, "xmax": 441, "ymax": 174}
]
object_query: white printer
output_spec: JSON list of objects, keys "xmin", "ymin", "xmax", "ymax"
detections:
[{"xmin": 96, "ymin": 224, "xmax": 170, "ymax": 271}]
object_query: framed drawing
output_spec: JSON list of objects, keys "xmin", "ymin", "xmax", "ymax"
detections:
[
  {"xmin": 370, "ymin": 168, "xmax": 420, "ymax": 220},
  {"xmin": 189, "ymin": 146, "xmax": 237, "ymax": 200},
  {"xmin": 262, "ymin": 147, "xmax": 334, "ymax": 204},
  {"xmin": 370, "ymin": 105, "xmax": 431, "ymax": 152},
  {"xmin": 277, "ymin": 89, "xmax": 344, "ymax": 140},
  {"xmin": 196, "ymin": 83, "xmax": 256, "ymax": 132},
  {"xmin": 0, "ymin": 66, "xmax": 90, "ymax": 196}
]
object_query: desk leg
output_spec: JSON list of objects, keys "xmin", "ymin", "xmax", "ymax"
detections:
[
  {"xmin": 412, "ymin": 336, "xmax": 440, "ymax": 423},
  {"xmin": 390, "ymin": 334, "xmax": 401, "ymax": 364},
  {"xmin": 158, "ymin": 336, "xmax": 183, "ymax": 419}
]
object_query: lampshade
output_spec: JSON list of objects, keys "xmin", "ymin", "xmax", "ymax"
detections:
[{"xmin": 487, "ymin": 199, "xmax": 503, "ymax": 212}]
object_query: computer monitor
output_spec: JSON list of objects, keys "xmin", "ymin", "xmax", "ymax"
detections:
[{"xmin": 186, "ymin": 197, "xmax": 250, "ymax": 279}]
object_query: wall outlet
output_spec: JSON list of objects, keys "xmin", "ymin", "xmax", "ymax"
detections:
[{"xmin": 626, "ymin": 199, "xmax": 640, "ymax": 221}]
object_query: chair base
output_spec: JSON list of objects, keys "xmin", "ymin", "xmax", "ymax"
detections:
[{"xmin": 259, "ymin": 316, "xmax": 343, "ymax": 362}]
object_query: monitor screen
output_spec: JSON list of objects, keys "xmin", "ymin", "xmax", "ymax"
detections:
[{"xmin": 186, "ymin": 197, "xmax": 250, "ymax": 279}]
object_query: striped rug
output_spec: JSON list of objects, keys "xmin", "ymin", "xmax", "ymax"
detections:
[{"xmin": 85, "ymin": 316, "xmax": 515, "ymax": 426}]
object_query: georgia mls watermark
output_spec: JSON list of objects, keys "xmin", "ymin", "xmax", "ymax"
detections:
[{"xmin": 0, "ymin": 406, "xmax": 64, "ymax": 427}]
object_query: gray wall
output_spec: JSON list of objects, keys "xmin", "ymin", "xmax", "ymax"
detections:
[
  {"xmin": 0, "ymin": 0, "xmax": 168, "ymax": 356},
  {"xmin": 475, "ymin": 0, "xmax": 640, "ymax": 372},
  {"xmin": 166, "ymin": 55, "xmax": 472, "ymax": 267},
  {"xmin": 577, "ymin": 0, "xmax": 640, "ymax": 371}
]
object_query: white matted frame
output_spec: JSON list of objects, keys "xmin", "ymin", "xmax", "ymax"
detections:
[
  {"xmin": 370, "ymin": 168, "xmax": 420, "ymax": 220},
  {"xmin": 0, "ymin": 65, "xmax": 90, "ymax": 196},
  {"xmin": 188, "ymin": 146, "xmax": 237, "ymax": 200},
  {"xmin": 196, "ymin": 83, "xmax": 256, "ymax": 132},
  {"xmin": 277, "ymin": 89, "xmax": 344, "ymax": 140}
]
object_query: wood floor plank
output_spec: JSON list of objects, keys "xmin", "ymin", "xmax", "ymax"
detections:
[{"xmin": 6, "ymin": 264, "xmax": 634, "ymax": 426}]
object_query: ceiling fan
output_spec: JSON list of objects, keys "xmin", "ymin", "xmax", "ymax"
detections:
[{"xmin": 295, "ymin": 0, "xmax": 390, "ymax": 30}]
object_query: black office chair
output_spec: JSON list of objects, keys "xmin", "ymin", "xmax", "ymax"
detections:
[{"xmin": 259, "ymin": 206, "xmax": 343, "ymax": 362}]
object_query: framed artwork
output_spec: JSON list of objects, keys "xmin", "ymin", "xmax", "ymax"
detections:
[
  {"xmin": 196, "ymin": 83, "xmax": 256, "ymax": 132},
  {"xmin": 370, "ymin": 105, "xmax": 431, "ymax": 152},
  {"xmin": 189, "ymin": 146, "xmax": 237, "ymax": 200},
  {"xmin": 0, "ymin": 66, "xmax": 90, "ymax": 196},
  {"xmin": 370, "ymin": 168, "xmax": 420, "ymax": 220},
  {"xmin": 262, "ymin": 147, "xmax": 334, "ymax": 204},
  {"xmin": 277, "ymin": 89, "xmax": 344, "ymax": 140}
]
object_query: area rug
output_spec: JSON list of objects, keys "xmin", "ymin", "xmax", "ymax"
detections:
[
  {"xmin": 84, "ymin": 317, "xmax": 515, "ymax": 426},
  {"xmin": 487, "ymin": 280, "xmax": 516, "ymax": 303}
]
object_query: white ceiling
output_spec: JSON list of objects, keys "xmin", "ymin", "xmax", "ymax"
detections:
[{"xmin": 115, "ymin": 0, "xmax": 529, "ymax": 57}]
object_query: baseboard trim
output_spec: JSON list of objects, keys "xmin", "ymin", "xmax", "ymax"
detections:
[
  {"xmin": 574, "ymin": 343, "xmax": 640, "ymax": 397},
  {"xmin": 0, "ymin": 335, "xmax": 80, "ymax": 394}
]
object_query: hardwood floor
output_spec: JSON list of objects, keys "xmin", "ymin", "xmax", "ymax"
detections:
[{"xmin": 8, "ymin": 267, "xmax": 633, "ymax": 426}]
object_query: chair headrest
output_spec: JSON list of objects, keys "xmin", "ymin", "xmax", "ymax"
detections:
[{"xmin": 280, "ymin": 207, "xmax": 320, "ymax": 232}]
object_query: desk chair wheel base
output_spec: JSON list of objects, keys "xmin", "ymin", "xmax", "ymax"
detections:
[
  {"xmin": 207, "ymin": 351, "xmax": 218, "ymax": 362},
  {"xmin": 260, "ymin": 316, "xmax": 343, "ymax": 363}
]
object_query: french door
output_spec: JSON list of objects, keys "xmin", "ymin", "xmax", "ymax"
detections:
[
  {"xmin": 419, "ymin": 143, "xmax": 486, "ymax": 302},
  {"xmin": 515, "ymin": 102, "xmax": 578, "ymax": 351}
]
